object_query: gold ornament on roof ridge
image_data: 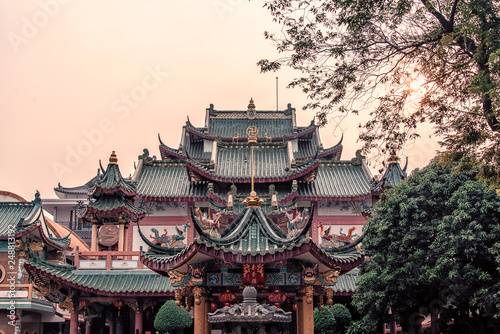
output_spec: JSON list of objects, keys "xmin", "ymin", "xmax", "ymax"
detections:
[
  {"xmin": 246, "ymin": 126, "xmax": 258, "ymax": 143},
  {"xmin": 247, "ymin": 97, "xmax": 255, "ymax": 111},
  {"xmin": 109, "ymin": 151, "xmax": 118, "ymax": 164}
]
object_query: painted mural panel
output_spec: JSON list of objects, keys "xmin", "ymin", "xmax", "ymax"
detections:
[
  {"xmin": 317, "ymin": 200, "xmax": 372, "ymax": 216},
  {"xmin": 317, "ymin": 224, "xmax": 364, "ymax": 248},
  {"xmin": 131, "ymin": 223, "xmax": 189, "ymax": 251}
]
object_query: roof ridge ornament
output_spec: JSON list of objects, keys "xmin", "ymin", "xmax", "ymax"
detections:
[
  {"xmin": 388, "ymin": 149, "xmax": 399, "ymax": 164},
  {"xmin": 247, "ymin": 97, "xmax": 256, "ymax": 119},
  {"xmin": 109, "ymin": 151, "xmax": 118, "ymax": 164}
]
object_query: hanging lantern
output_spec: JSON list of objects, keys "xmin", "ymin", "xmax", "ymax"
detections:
[
  {"xmin": 219, "ymin": 290, "xmax": 236, "ymax": 307},
  {"xmin": 211, "ymin": 302, "xmax": 218, "ymax": 313},
  {"xmin": 114, "ymin": 299, "xmax": 124, "ymax": 316},
  {"xmin": 79, "ymin": 299, "xmax": 89, "ymax": 317},
  {"xmin": 292, "ymin": 303, "xmax": 297, "ymax": 311},
  {"xmin": 268, "ymin": 289, "xmax": 286, "ymax": 308}
]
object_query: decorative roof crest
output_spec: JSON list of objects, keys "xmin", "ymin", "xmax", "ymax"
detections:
[{"xmin": 109, "ymin": 151, "xmax": 118, "ymax": 164}]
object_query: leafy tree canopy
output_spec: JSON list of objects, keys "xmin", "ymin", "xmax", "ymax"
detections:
[
  {"xmin": 314, "ymin": 303, "xmax": 352, "ymax": 333},
  {"xmin": 353, "ymin": 162, "xmax": 500, "ymax": 333},
  {"xmin": 154, "ymin": 300, "xmax": 193, "ymax": 333},
  {"xmin": 259, "ymin": 0, "xmax": 500, "ymax": 183}
]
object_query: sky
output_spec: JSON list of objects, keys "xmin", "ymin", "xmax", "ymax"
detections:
[{"xmin": 0, "ymin": 0, "xmax": 440, "ymax": 201}]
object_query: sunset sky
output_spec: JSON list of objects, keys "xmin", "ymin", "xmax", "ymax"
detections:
[{"xmin": 0, "ymin": 0, "xmax": 440, "ymax": 201}]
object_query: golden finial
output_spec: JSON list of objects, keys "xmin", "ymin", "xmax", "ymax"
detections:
[
  {"xmin": 388, "ymin": 150, "xmax": 399, "ymax": 164},
  {"xmin": 109, "ymin": 151, "xmax": 118, "ymax": 164},
  {"xmin": 247, "ymin": 97, "xmax": 255, "ymax": 111},
  {"xmin": 243, "ymin": 191, "xmax": 264, "ymax": 207}
]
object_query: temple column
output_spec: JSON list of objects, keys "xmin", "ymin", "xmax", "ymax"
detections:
[
  {"xmin": 389, "ymin": 311, "xmax": 396, "ymax": 334},
  {"xmin": 69, "ymin": 299, "xmax": 79, "ymax": 334},
  {"xmin": 301, "ymin": 286, "xmax": 314, "ymax": 334},
  {"xmin": 116, "ymin": 312, "xmax": 123, "ymax": 334},
  {"xmin": 204, "ymin": 297, "xmax": 210, "ymax": 334},
  {"xmin": 108, "ymin": 311, "xmax": 115, "ymax": 334},
  {"xmin": 85, "ymin": 320, "xmax": 91, "ymax": 334},
  {"xmin": 124, "ymin": 223, "xmax": 129, "ymax": 252},
  {"xmin": 91, "ymin": 221, "xmax": 99, "ymax": 252},
  {"xmin": 118, "ymin": 221, "xmax": 126, "ymax": 252},
  {"xmin": 193, "ymin": 287, "xmax": 205, "ymax": 334},
  {"xmin": 135, "ymin": 300, "xmax": 143, "ymax": 334},
  {"xmin": 296, "ymin": 298, "xmax": 303, "ymax": 334}
]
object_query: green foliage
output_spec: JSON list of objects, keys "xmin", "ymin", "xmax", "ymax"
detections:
[
  {"xmin": 353, "ymin": 162, "xmax": 500, "ymax": 332},
  {"xmin": 154, "ymin": 300, "xmax": 193, "ymax": 333},
  {"xmin": 260, "ymin": 0, "xmax": 500, "ymax": 176},
  {"xmin": 345, "ymin": 318, "xmax": 376, "ymax": 334},
  {"xmin": 314, "ymin": 304, "xmax": 352, "ymax": 334},
  {"xmin": 314, "ymin": 307, "xmax": 337, "ymax": 333}
]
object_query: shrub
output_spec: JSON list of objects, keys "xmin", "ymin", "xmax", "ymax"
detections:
[{"xmin": 154, "ymin": 300, "xmax": 193, "ymax": 333}]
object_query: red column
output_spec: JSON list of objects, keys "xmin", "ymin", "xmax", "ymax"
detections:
[
  {"xmin": 108, "ymin": 311, "xmax": 115, "ymax": 334},
  {"xmin": 135, "ymin": 303, "xmax": 143, "ymax": 334},
  {"xmin": 70, "ymin": 310, "xmax": 78, "ymax": 334},
  {"xmin": 85, "ymin": 320, "xmax": 91, "ymax": 334}
]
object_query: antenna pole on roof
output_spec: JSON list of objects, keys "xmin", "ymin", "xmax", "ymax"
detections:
[{"xmin": 276, "ymin": 77, "xmax": 279, "ymax": 112}]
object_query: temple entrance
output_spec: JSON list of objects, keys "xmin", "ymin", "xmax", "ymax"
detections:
[{"xmin": 209, "ymin": 287, "xmax": 292, "ymax": 334}]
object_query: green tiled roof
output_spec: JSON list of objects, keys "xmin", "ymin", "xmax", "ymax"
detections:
[
  {"xmin": 0, "ymin": 201, "xmax": 37, "ymax": 238},
  {"xmin": 0, "ymin": 194, "xmax": 43, "ymax": 239},
  {"xmin": 298, "ymin": 163, "xmax": 372, "ymax": 199},
  {"xmin": 215, "ymin": 146, "xmax": 290, "ymax": 179},
  {"xmin": 372, "ymin": 159, "xmax": 408, "ymax": 192},
  {"xmin": 332, "ymin": 269, "xmax": 359, "ymax": 295},
  {"xmin": 25, "ymin": 256, "xmax": 174, "ymax": 296},
  {"xmin": 89, "ymin": 162, "xmax": 137, "ymax": 197},
  {"xmin": 184, "ymin": 139, "xmax": 211, "ymax": 160},
  {"xmin": 208, "ymin": 118, "xmax": 294, "ymax": 138},
  {"xmin": 54, "ymin": 175, "xmax": 99, "ymax": 196},
  {"xmin": 85, "ymin": 196, "xmax": 146, "ymax": 218},
  {"xmin": 0, "ymin": 194, "xmax": 71, "ymax": 249},
  {"xmin": 136, "ymin": 164, "xmax": 208, "ymax": 200},
  {"xmin": 295, "ymin": 138, "xmax": 320, "ymax": 160}
]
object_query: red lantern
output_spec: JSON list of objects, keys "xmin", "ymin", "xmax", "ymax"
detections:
[
  {"xmin": 269, "ymin": 290, "xmax": 286, "ymax": 308},
  {"xmin": 219, "ymin": 290, "xmax": 236, "ymax": 307},
  {"xmin": 79, "ymin": 299, "xmax": 88, "ymax": 309},
  {"xmin": 114, "ymin": 299, "xmax": 124, "ymax": 316},
  {"xmin": 211, "ymin": 302, "xmax": 218, "ymax": 313},
  {"xmin": 293, "ymin": 303, "xmax": 297, "ymax": 311}
]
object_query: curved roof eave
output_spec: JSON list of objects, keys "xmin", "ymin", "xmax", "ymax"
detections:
[
  {"xmin": 186, "ymin": 159, "xmax": 319, "ymax": 184},
  {"xmin": 141, "ymin": 239, "xmax": 364, "ymax": 273}
]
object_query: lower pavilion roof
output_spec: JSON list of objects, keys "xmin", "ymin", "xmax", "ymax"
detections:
[
  {"xmin": 136, "ymin": 164, "xmax": 208, "ymax": 201},
  {"xmin": 140, "ymin": 207, "xmax": 365, "ymax": 273},
  {"xmin": 298, "ymin": 162, "xmax": 372, "ymax": 200},
  {"xmin": 25, "ymin": 256, "xmax": 174, "ymax": 297}
]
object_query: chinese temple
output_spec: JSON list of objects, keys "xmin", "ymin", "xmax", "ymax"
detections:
[
  {"xmin": 0, "ymin": 191, "xmax": 90, "ymax": 334},
  {"xmin": 21, "ymin": 99, "xmax": 407, "ymax": 334}
]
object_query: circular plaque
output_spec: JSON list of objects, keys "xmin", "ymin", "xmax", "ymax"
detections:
[
  {"xmin": 0, "ymin": 264, "xmax": 5, "ymax": 283},
  {"xmin": 98, "ymin": 225, "xmax": 119, "ymax": 246}
]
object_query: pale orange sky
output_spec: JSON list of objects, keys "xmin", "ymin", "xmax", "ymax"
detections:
[{"xmin": 0, "ymin": 0, "xmax": 439, "ymax": 201}]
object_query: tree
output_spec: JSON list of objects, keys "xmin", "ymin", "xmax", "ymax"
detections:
[
  {"xmin": 154, "ymin": 300, "xmax": 193, "ymax": 333},
  {"xmin": 353, "ymin": 162, "xmax": 500, "ymax": 333},
  {"xmin": 259, "ymin": 0, "xmax": 500, "ymax": 182},
  {"xmin": 314, "ymin": 303, "xmax": 352, "ymax": 333}
]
